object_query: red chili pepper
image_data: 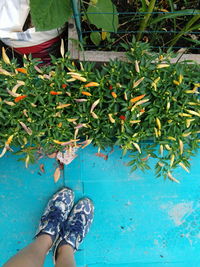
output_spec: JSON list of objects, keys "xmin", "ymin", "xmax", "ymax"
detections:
[
  {"xmin": 62, "ymin": 84, "xmax": 67, "ymax": 89},
  {"xmin": 119, "ymin": 115, "xmax": 126, "ymax": 120},
  {"xmin": 109, "ymin": 85, "xmax": 113, "ymax": 90},
  {"xmin": 14, "ymin": 95, "xmax": 27, "ymax": 103},
  {"xmin": 50, "ymin": 91, "xmax": 62, "ymax": 95}
]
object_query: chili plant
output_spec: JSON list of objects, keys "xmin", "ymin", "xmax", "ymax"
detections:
[{"xmin": 0, "ymin": 42, "xmax": 199, "ymax": 183}]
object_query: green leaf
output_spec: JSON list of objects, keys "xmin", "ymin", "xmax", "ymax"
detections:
[
  {"xmin": 87, "ymin": 0, "xmax": 119, "ymax": 32},
  {"xmin": 90, "ymin": 32, "xmax": 101, "ymax": 46},
  {"xmin": 151, "ymin": 9, "xmax": 200, "ymax": 25},
  {"xmin": 131, "ymin": 165, "xmax": 137, "ymax": 172},
  {"xmin": 30, "ymin": 0, "xmax": 72, "ymax": 31}
]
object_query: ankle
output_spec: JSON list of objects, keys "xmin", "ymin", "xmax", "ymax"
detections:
[
  {"xmin": 35, "ymin": 233, "xmax": 53, "ymax": 250},
  {"xmin": 57, "ymin": 244, "xmax": 74, "ymax": 256}
]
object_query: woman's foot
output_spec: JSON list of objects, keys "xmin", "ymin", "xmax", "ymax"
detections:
[
  {"xmin": 54, "ymin": 198, "xmax": 94, "ymax": 261},
  {"xmin": 35, "ymin": 188, "xmax": 74, "ymax": 249}
]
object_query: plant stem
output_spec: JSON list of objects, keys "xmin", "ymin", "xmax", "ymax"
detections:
[{"xmin": 136, "ymin": 0, "xmax": 156, "ymax": 41}]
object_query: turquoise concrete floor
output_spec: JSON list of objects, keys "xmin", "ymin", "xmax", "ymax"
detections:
[{"xmin": 0, "ymin": 146, "xmax": 200, "ymax": 267}]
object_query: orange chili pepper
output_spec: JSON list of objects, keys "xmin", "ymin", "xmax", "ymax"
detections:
[
  {"xmin": 62, "ymin": 84, "xmax": 67, "ymax": 88},
  {"xmin": 111, "ymin": 92, "xmax": 117, "ymax": 99},
  {"xmin": 81, "ymin": 91, "xmax": 92, "ymax": 96},
  {"xmin": 84, "ymin": 82, "xmax": 99, "ymax": 88},
  {"xmin": 16, "ymin": 68, "xmax": 27, "ymax": 74},
  {"xmin": 130, "ymin": 94, "xmax": 145, "ymax": 103},
  {"xmin": 50, "ymin": 91, "xmax": 62, "ymax": 95},
  {"xmin": 14, "ymin": 95, "xmax": 27, "ymax": 102}
]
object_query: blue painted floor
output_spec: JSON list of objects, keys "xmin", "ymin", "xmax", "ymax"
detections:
[{"xmin": 0, "ymin": 146, "xmax": 200, "ymax": 267}]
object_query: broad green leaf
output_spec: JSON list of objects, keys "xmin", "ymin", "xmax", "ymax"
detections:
[
  {"xmin": 90, "ymin": 32, "xmax": 101, "ymax": 46},
  {"xmin": 87, "ymin": 0, "xmax": 119, "ymax": 32},
  {"xmin": 30, "ymin": 0, "xmax": 72, "ymax": 31}
]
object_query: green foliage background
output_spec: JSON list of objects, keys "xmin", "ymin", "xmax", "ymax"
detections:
[{"xmin": 30, "ymin": 0, "xmax": 72, "ymax": 31}]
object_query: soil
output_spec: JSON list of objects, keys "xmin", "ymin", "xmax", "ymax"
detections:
[{"xmin": 80, "ymin": 0, "xmax": 200, "ymax": 53}]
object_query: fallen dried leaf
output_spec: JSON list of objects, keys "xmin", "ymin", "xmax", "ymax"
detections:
[
  {"xmin": 95, "ymin": 152, "xmax": 108, "ymax": 160},
  {"xmin": 40, "ymin": 164, "xmax": 45, "ymax": 173},
  {"xmin": 54, "ymin": 167, "xmax": 61, "ymax": 183}
]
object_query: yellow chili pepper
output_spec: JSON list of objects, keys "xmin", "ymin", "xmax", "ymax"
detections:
[
  {"xmin": 135, "ymin": 60, "xmax": 140, "ymax": 73},
  {"xmin": 179, "ymin": 113, "xmax": 192, "ymax": 117},
  {"xmin": 179, "ymin": 162, "xmax": 189, "ymax": 173},
  {"xmin": 66, "ymin": 78, "xmax": 76, "ymax": 82},
  {"xmin": 91, "ymin": 112, "xmax": 98, "ymax": 119},
  {"xmin": 173, "ymin": 80, "xmax": 180, "ymax": 86},
  {"xmin": 133, "ymin": 77, "xmax": 144, "ymax": 88},
  {"xmin": 160, "ymin": 145, "xmax": 163, "ymax": 156},
  {"xmin": 4, "ymin": 100, "xmax": 15, "ymax": 106},
  {"xmin": 6, "ymin": 135, "xmax": 14, "ymax": 145},
  {"xmin": 188, "ymin": 102, "xmax": 200, "ymax": 106},
  {"xmin": 67, "ymin": 72, "xmax": 82, "ymax": 76},
  {"xmin": 71, "ymin": 75, "xmax": 87, "ymax": 82},
  {"xmin": 170, "ymin": 154, "xmax": 175, "ymax": 167},
  {"xmin": 167, "ymin": 136, "xmax": 176, "ymax": 141},
  {"xmin": 130, "ymin": 120, "xmax": 141, "ymax": 124},
  {"xmin": 156, "ymin": 118, "xmax": 161, "ymax": 130},
  {"xmin": 2, "ymin": 47, "xmax": 11, "ymax": 65},
  {"xmin": 165, "ymin": 144, "xmax": 171, "ymax": 150},
  {"xmin": 182, "ymin": 132, "xmax": 191, "ymax": 137},
  {"xmin": 108, "ymin": 114, "xmax": 115, "ymax": 123},
  {"xmin": 158, "ymin": 162, "xmax": 164, "ymax": 167},
  {"xmin": 132, "ymin": 142, "xmax": 141, "ymax": 153},
  {"xmin": 184, "ymin": 90, "xmax": 197, "ymax": 93},
  {"xmin": 67, "ymin": 118, "xmax": 78, "ymax": 122},
  {"xmin": 186, "ymin": 119, "xmax": 195, "ymax": 128},
  {"xmin": 124, "ymin": 92, "xmax": 127, "ymax": 101},
  {"xmin": 56, "ymin": 104, "xmax": 71, "ymax": 109},
  {"xmin": 179, "ymin": 139, "xmax": 184, "ymax": 155},
  {"xmin": 0, "ymin": 68, "xmax": 12, "ymax": 76},
  {"xmin": 154, "ymin": 127, "xmax": 158, "ymax": 138},
  {"xmin": 167, "ymin": 172, "xmax": 180, "ymax": 184},
  {"xmin": 156, "ymin": 64, "xmax": 170, "ymax": 69},
  {"xmin": 179, "ymin": 74, "xmax": 183, "ymax": 84},
  {"xmin": 166, "ymin": 102, "xmax": 170, "ymax": 111},
  {"xmin": 186, "ymin": 110, "xmax": 200, "ymax": 117},
  {"xmin": 151, "ymin": 77, "xmax": 160, "ymax": 91}
]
